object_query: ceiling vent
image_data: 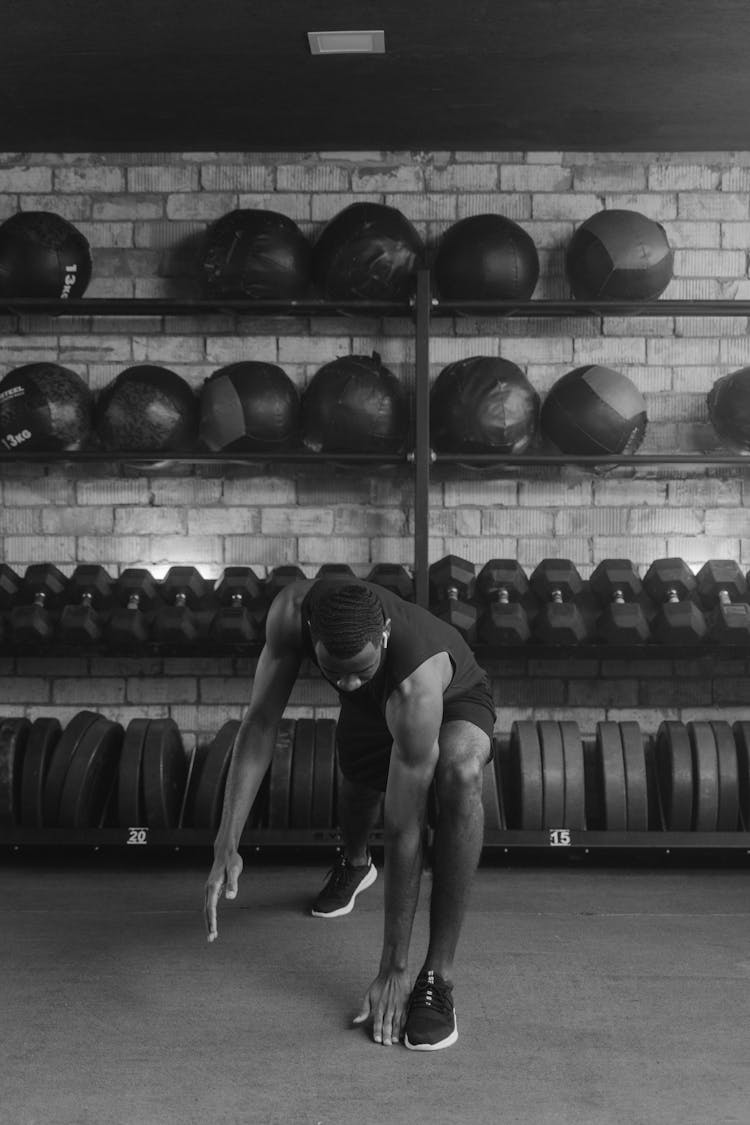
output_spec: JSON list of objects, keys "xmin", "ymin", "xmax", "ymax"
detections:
[{"xmin": 307, "ymin": 30, "xmax": 385, "ymax": 55}]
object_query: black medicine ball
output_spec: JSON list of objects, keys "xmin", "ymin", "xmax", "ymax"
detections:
[
  {"xmin": 301, "ymin": 353, "xmax": 409, "ymax": 454},
  {"xmin": 430, "ymin": 356, "xmax": 540, "ymax": 455},
  {"xmin": 312, "ymin": 203, "xmax": 425, "ymax": 301},
  {"xmin": 707, "ymin": 367, "xmax": 750, "ymax": 453},
  {"xmin": 566, "ymin": 210, "xmax": 673, "ymax": 301},
  {"xmin": 199, "ymin": 361, "xmax": 301, "ymax": 452},
  {"xmin": 433, "ymin": 214, "xmax": 540, "ymax": 303},
  {"xmin": 95, "ymin": 365, "xmax": 199, "ymax": 452},
  {"xmin": 0, "ymin": 362, "xmax": 93, "ymax": 452},
  {"xmin": 540, "ymin": 366, "xmax": 648, "ymax": 456},
  {"xmin": 0, "ymin": 211, "xmax": 92, "ymax": 299},
  {"xmin": 200, "ymin": 209, "xmax": 312, "ymax": 299}
]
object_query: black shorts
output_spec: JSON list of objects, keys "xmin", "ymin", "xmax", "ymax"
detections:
[{"xmin": 336, "ymin": 679, "xmax": 496, "ymax": 793}]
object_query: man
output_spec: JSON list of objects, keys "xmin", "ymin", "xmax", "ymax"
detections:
[{"xmin": 204, "ymin": 577, "xmax": 495, "ymax": 1051}]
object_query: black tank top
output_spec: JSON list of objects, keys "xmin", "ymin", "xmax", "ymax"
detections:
[{"xmin": 300, "ymin": 578, "xmax": 488, "ymax": 714}]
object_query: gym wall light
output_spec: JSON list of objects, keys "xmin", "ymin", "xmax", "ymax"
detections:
[{"xmin": 307, "ymin": 30, "xmax": 386, "ymax": 55}]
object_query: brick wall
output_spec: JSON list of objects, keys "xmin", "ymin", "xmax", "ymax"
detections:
[{"xmin": 2, "ymin": 149, "xmax": 750, "ymax": 749}]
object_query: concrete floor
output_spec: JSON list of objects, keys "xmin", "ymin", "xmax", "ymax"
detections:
[{"xmin": 2, "ymin": 853, "xmax": 750, "ymax": 1125}]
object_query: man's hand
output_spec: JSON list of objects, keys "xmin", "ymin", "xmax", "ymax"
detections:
[
  {"xmin": 353, "ymin": 968, "xmax": 411, "ymax": 1045},
  {"xmin": 204, "ymin": 849, "xmax": 244, "ymax": 943}
]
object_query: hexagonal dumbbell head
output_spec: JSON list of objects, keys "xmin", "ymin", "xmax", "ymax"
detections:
[
  {"xmin": 589, "ymin": 558, "xmax": 652, "ymax": 644},
  {"xmin": 643, "ymin": 558, "xmax": 707, "ymax": 645},
  {"xmin": 107, "ymin": 568, "xmax": 162, "ymax": 648},
  {"xmin": 366, "ymin": 563, "xmax": 415, "ymax": 602},
  {"xmin": 529, "ymin": 558, "xmax": 589, "ymax": 644},
  {"xmin": 696, "ymin": 559, "xmax": 750, "ymax": 643},
  {"xmin": 475, "ymin": 559, "xmax": 535, "ymax": 645},
  {"xmin": 58, "ymin": 565, "xmax": 115, "ymax": 644},
  {"xmin": 0, "ymin": 564, "xmax": 22, "ymax": 611},
  {"xmin": 428, "ymin": 555, "xmax": 478, "ymax": 642},
  {"xmin": 11, "ymin": 564, "xmax": 69, "ymax": 644},
  {"xmin": 265, "ymin": 564, "xmax": 306, "ymax": 602},
  {"xmin": 316, "ymin": 563, "xmax": 356, "ymax": 580},
  {"xmin": 153, "ymin": 566, "xmax": 212, "ymax": 645},
  {"xmin": 210, "ymin": 566, "xmax": 266, "ymax": 644}
]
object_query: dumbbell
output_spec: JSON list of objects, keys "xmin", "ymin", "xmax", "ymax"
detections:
[
  {"xmin": 529, "ymin": 559, "xmax": 592, "ymax": 645},
  {"xmin": 107, "ymin": 569, "xmax": 162, "ymax": 649},
  {"xmin": 58, "ymin": 565, "xmax": 115, "ymax": 645},
  {"xmin": 0, "ymin": 564, "xmax": 22, "ymax": 644},
  {"xmin": 10, "ymin": 564, "xmax": 68, "ymax": 645},
  {"xmin": 265, "ymin": 564, "xmax": 306, "ymax": 602},
  {"xmin": 366, "ymin": 563, "xmax": 415, "ymax": 601},
  {"xmin": 428, "ymin": 555, "xmax": 478, "ymax": 642},
  {"xmin": 475, "ymin": 560, "xmax": 536, "ymax": 645},
  {"xmin": 696, "ymin": 560, "xmax": 750, "ymax": 644},
  {"xmin": 210, "ymin": 567, "xmax": 266, "ymax": 644},
  {"xmin": 152, "ymin": 566, "xmax": 213, "ymax": 646},
  {"xmin": 589, "ymin": 559, "xmax": 654, "ymax": 644},
  {"xmin": 643, "ymin": 558, "xmax": 707, "ymax": 645},
  {"xmin": 315, "ymin": 563, "xmax": 356, "ymax": 580}
]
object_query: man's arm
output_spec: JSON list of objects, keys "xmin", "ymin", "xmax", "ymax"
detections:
[{"xmin": 204, "ymin": 586, "xmax": 306, "ymax": 940}]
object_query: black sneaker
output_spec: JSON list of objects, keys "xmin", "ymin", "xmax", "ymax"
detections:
[
  {"xmin": 404, "ymin": 969, "xmax": 458, "ymax": 1051},
  {"xmin": 310, "ymin": 853, "xmax": 377, "ymax": 918}
]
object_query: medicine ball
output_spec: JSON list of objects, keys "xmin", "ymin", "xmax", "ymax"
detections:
[
  {"xmin": 95, "ymin": 365, "xmax": 199, "ymax": 452},
  {"xmin": 566, "ymin": 210, "xmax": 673, "ymax": 301},
  {"xmin": 433, "ymin": 214, "xmax": 540, "ymax": 303},
  {"xmin": 540, "ymin": 366, "xmax": 648, "ymax": 456},
  {"xmin": 200, "ymin": 209, "xmax": 312, "ymax": 299},
  {"xmin": 430, "ymin": 356, "xmax": 540, "ymax": 455},
  {"xmin": 301, "ymin": 353, "xmax": 409, "ymax": 453},
  {"xmin": 0, "ymin": 211, "xmax": 92, "ymax": 299},
  {"xmin": 312, "ymin": 203, "xmax": 424, "ymax": 301},
  {"xmin": 707, "ymin": 367, "xmax": 750, "ymax": 453},
  {"xmin": 0, "ymin": 362, "xmax": 93, "ymax": 452},
  {"xmin": 199, "ymin": 361, "xmax": 301, "ymax": 452}
]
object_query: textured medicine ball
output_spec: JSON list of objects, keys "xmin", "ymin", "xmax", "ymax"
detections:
[
  {"xmin": 199, "ymin": 361, "xmax": 301, "ymax": 452},
  {"xmin": 433, "ymin": 214, "xmax": 540, "ymax": 302},
  {"xmin": 200, "ymin": 209, "xmax": 312, "ymax": 299},
  {"xmin": 540, "ymin": 366, "xmax": 648, "ymax": 456},
  {"xmin": 707, "ymin": 367, "xmax": 750, "ymax": 453},
  {"xmin": 95, "ymin": 365, "xmax": 199, "ymax": 451},
  {"xmin": 0, "ymin": 211, "xmax": 92, "ymax": 298},
  {"xmin": 312, "ymin": 203, "xmax": 424, "ymax": 301},
  {"xmin": 0, "ymin": 362, "xmax": 93, "ymax": 452},
  {"xmin": 566, "ymin": 210, "xmax": 673, "ymax": 301},
  {"xmin": 430, "ymin": 356, "xmax": 540, "ymax": 455},
  {"xmin": 301, "ymin": 353, "xmax": 409, "ymax": 453}
]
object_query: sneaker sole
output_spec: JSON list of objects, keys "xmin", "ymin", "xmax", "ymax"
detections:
[
  {"xmin": 310, "ymin": 863, "xmax": 378, "ymax": 918},
  {"xmin": 404, "ymin": 1016, "xmax": 458, "ymax": 1051}
]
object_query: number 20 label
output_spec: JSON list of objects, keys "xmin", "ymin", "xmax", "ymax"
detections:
[{"xmin": 127, "ymin": 827, "xmax": 148, "ymax": 845}]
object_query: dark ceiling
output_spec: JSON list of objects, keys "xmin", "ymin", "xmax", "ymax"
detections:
[{"xmin": 3, "ymin": 0, "xmax": 750, "ymax": 153}]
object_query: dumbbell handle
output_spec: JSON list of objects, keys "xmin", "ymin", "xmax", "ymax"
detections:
[
  {"xmin": 718, "ymin": 589, "xmax": 733, "ymax": 606},
  {"xmin": 612, "ymin": 588, "xmax": 626, "ymax": 604},
  {"xmin": 550, "ymin": 588, "xmax": 564, "ymax": 604},
  {"xmin": 80, "ymin": 592, "xmax": 95, "ymax": 608},
  {"xmin": 666, "ymin": 587, "xmax": 680, "ymax": 603},
  {"xmin": 126, "ymin": 594, "xmax": 143, "ymax": 611},
  {"xmin": 230, "ymin": 593, "xmax": 245, "ymax": 608},
  {"xmin": 175, "ymin": 592, "xmax": 188, "ymax": 608},
  {"xmin": 32, "ymin": 592, "xmax": 48, "ymax": 608}
]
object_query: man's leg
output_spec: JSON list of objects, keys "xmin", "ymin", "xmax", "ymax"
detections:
[
  {"xmin": 422, "ymin": 719, "xmax": 491, "ymax": 983},
  {"xmin": 338, "ymin": 774, "xmax": 384, "ymax": 865}
]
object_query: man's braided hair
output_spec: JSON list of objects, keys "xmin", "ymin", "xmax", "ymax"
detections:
[{"xmin": 308, "ymin": 582, "xmax": 386, "ymax": 659}]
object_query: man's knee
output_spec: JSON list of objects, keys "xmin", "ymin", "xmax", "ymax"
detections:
[{"xmin": 435, "ymin": 721, "xmax": 490, "ymax": 806}]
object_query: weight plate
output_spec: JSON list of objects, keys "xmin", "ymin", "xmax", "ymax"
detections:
[
  {"xmin": 311, "ymin": 719, "xmax": 337, "ymax": 828},
  {"xmin": 192, "ymin": 720, "xmax": 240, "ymax": 830},
  {"xmin": 142, "ymin": 719, "xmax": 188, "ymax": 829},
  {"xmin": 58, "ymin": 717, "xmax": 124, "ymax": 829},
  {"xmin": 290, "ymin": 718, "xmax": 315, "ymax": 829},
  {"xmin": 688, "ymin": 721, "xmax": 720, "ymax": 832},
  {"xmin": 481, "ymin": 757, "xmax": 503, "ymax": 832},
  {"xmin": 655, "ymin": 721, "xmax": 693, "ymax": 830},
  {"xmin": 20, "ymin": 718, "xmax": 62, "ymax": 828},
  {"xmin": 182, "ymin": 741, "xmax": 212, "ymax": 828},
  {"xmin": 117, "ymin": 719, "xmax": 150, "ymax": 828},
  {"xmin": 0, "ymin": 717, "xmax": 31, "ymax": 826},
  {"xmin": 620, "ymin": 720, "xmax": 649, "ymax": 831},
  {"xmin": 538, "ymin": 720, "xmax": 565, "ymax": 828},
  {"xmin": 710, "ymin": 720, "xmax": 740, "ymax": 832},
  {"xmin": 507, "ymin": 721, "xmax": 543, "ymax": 830},
  {"xmin": 268, "ymin": 719, "xmax": 296, "ymax": 829},
  {"xmin": 43, "ymin": 710, "xmax": 102, "ymax": 826},
  {"xmin": 559, "ymin": 720, "xmax": 586, "ymax": 830},
  {"xmin": 595, "ymin": 722, "xmax": 627, "ymax": 831},
  {"xmin": 732, "ymin": 721, "xmax": 750, "ymax": 831}
]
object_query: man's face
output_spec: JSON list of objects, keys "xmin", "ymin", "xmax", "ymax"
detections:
[{"xmin": 313, "ymin": 624, "xmax": 390, "ymax": 692}]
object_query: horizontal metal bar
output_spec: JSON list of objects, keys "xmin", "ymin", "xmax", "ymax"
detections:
[
  {"xmin": 434, "ymin": 452, "xmax": 750, "ymax": 466},
  {"xmin": 430, "ymin": 299, "xmax": 750, "ymax": 317},
  {"xmin": 0, "ymin": 297, "xmax": 414, "ymax": 317},
  {"xmin": 0, "ymin": 451, "xmax": 410, "ymax": 465}
]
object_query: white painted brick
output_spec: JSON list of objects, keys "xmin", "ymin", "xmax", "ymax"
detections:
[
  {"xmin": 261, "ymin": 509, "xmax": 335, "ymax": 535},
  {"xmin": 133, "ymin": 220, "xmax": 204, "ymax": 248},
  {"xmin": 500, "ymin": 165, "xmax": 572, "ymax": 192},
  {"xmin": 150, "ymin": 536, "xmax": 223, "ymax": 567},
  {"xmin": 57, "ymin": 335, "xmax": 132, "ymax": 363},
  {"xmin": 673, "ymin": 249, "xmax": 746, "ymax": 277},
  {"xmin": 500, "ymin": 337, "xmax": 574, "ymax": 364},
  {"xmin": 0, "ymin": 166, "xmax": 52, "ymax": 191},
  {"xmin": 224, "ymin": 536, "xmax": 297, "ymax": 566},
  {"xmin": 443, "ymin": 480, "xmax": 518, "ymax": 506},
  {"xmin": 54, "ymin": 167, "xmax": 125, "ymax": 193},
  {"xmin": 556, "ymin": 508, "xmax": 629, "ymax": 536},
  {"xmin": 665, "ymin": 537, "xmax": 733, "ymax": 564},
  {"xmin": 519, "ymin": 480, "xmax": 593, "ymax": 506},
  {"xmin": 128, "ymin": 166, "xmax": 199, "ymax": 192},
  {"xmin": 384, "ymin": 194, "xmax": 457, "ymax": 221},
  {"xmin": 298, "ymin": 537, "xmax": 371, "ymax": 564},
  {"xmin": 237, "ymin": 193, "xmax": 312, "ymax": 221},
  {"xmin": 429, "ymin": 337, "xmax": 498, "ymax": 365},
  {"xmin": 721, "ymin": 168, "xmax": 750, "ymax": 192},
  {"xmin": 222, "ymin": 478, "xmax": 296, "ymax": 505},
  {"xmin": 571, "ymin": 337, "xmax": 647, "ymax": 367},
  {"xmin": 424, "ymin": 165, "xmax": 497, "ymax": 191},
  {"xmin": 92, "ymin": 196, "xmax": 164, "ymax": 220},
  {"xmin": 663, "ymin": 220, "xmax": 720, "ymax": 248},
  {"xmin": 53, "ymin": 679, "xmax": 126, "ymax": 705},
  {"xmin": 426, "ymin": 509, "xmax": 482, "ymax": 537},
  {"xmin": 721, "ymin": 222, "xmax": 750, "ymax": 249},
  {"xmin": 353, "ymin": 166, "xmax": 424, "ymax": 192},
  {"xmin": 207, "ymin": 336, "xmax": 279, "ymax": 364},
  {"xmin": 277, "ymin": 165, "xmax": 349, "ymax": 191},
  {"xmin": 131, "ymin": 335, "xmax": 205, "ymax": 364},
  {"xmin": 0, "ymin": 679, "xmax": 51, "ymax": 703},
  {"xmin": 593, "ymin": 538, "xmax": 668, "ymax": 567},
  {"xmin": 337, "ymin": 507, "xmax": 407, "ymax": 535},
  {"xmin": 200, "ymin": 165, "xmax": 273, "ymax": 192},
  {"xmin": 601, "ymin": 194, "xmax": 678, "ymax": 220},
  {"xmin": 531, "ymin": 194, "xmax": 602, "ymax": 220},
  {"xmin": 166, "ymin": 193, "xmax": 236, "ymax": 220},
  {"xmin": 21, "ymin": 194, "xmax": 90, "ymax": 220},
  {"xmin": 515, "ymin": 538, "xmax": 592, "ymax": 567},
  {"xmin": 41, "ymin": 508, "xmax": 113, "ymax": 535},
  {"xmin": 678, "ymin": 193, "xmax": 749, "ymax": 220},
  {"xmin": 3, "ymin": 536, "xmax": 76, "ymax": 565},
  {"xmin": 705, "ymin": 510, "xmax": 750, "ymax": 537},
  {"xmin": 114, "ymin": 509, "xmax": 186, "ymax": 535},
  {"xmin": 457, "ymin": 194, "xmax": 531, "ymax": 221},
  {"xmin": 572, "ymin": 165, "xmax": 648, "ymax": 192},
  {"xmin": 719, "ymin": 338, "xmax": 750, "ymax": 366},
  {"xmin": 367, "ymin": 538, "xmax": 415, "ymax": 565},
  {"xmin": 675, "ymin": 316, "xmax": 748, "ymax": 337},
  {"xmin": 150, "ymin": 479, "xmax": 223, "ymax": 505},
  {"xmin": 630, "ymin": 509, "xmax": 703, "ymax": 535},
  {"xmin": 3, "ymin": 477, "xmax": 75, "ymax": 505},
  {"xmin": 601, "ymin": 317, "xmax": 675, "ymax": 338},
  {"xmin": 647, "ymin": 338, "xmax": 720, "ymax": 365},
  {"xmin": 648, "ymin": 165, "xmax": 719, "ymax": 191},
  {"xmin": 669, "ymin": 479, "xmax": 741, "ymax": 506},
  {"xmin": 482, "ymin": 510, "xmax": 553, "ymax": 536},
  {"xmin": 127, "ymin": 677, "xmax": 197, "ymax": 704},
  {"xmin": 310, "ymin": 193, "xmax": 381, "ymax": 221},
  {"xmin": 75, "ymin": 221, "xmax": 133, "ymax": 248},
  {"xmin": 0, "ymin": 510, "xmax": 41, "ymax": 534}
]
